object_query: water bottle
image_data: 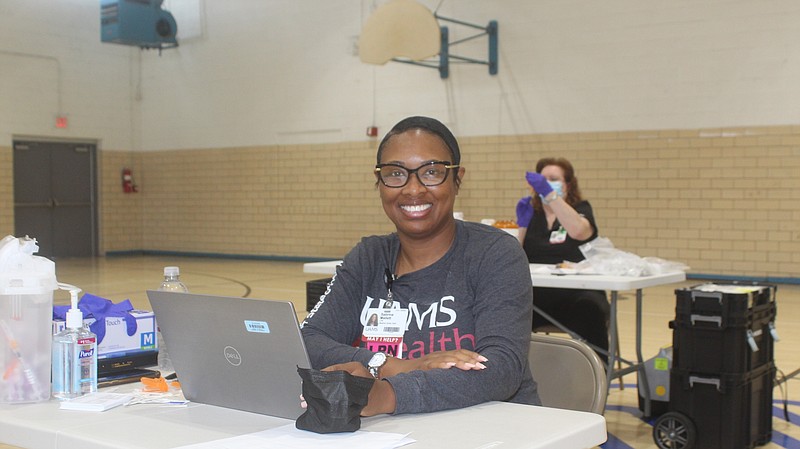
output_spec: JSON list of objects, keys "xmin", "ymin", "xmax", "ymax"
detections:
[{"xmin": 157, "ymin": 266, "xmax": 188, "ymax": 374}]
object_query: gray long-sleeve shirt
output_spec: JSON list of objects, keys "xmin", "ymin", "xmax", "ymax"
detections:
[{"xmin": 301, "ymin": 220, "xmax": 540, "ymax": 414}]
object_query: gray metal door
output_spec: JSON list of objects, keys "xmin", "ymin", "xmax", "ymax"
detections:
[{"xmin": 13, "ymin": 140, "xmax": 97, "ymax": 258}]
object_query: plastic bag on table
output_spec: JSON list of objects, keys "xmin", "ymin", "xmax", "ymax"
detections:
[
  {"xmin": 579, "ymin": 237, "xmax": 648, "ymax": 276},
  {"xmin": 579, "ymin": 237, "xmax": 688, "ymax": 277},
  {"xmin": 642, "ymin": 257, "xmax": 690, "ymax": 275}
]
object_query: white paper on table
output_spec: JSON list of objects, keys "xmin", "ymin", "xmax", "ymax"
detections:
[
  {"xmin": 172, "ymin": 423, "xmax": 415, "ymax": 449},
  {"xmin": 59, "ymin": 392, "xmax": 133, "ymax": 412},
  {"xmin": 529, "ymin": 264, "xmax": 555, "ymax": 274}
]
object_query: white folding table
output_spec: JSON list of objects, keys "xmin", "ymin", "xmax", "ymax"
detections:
[
  {"xmin": 303, "ymin": 260, "xmax": 342, "ymax": 275},
  {"xmin": 529, "ymin": 265, "xmax": 686, "ymax": 416},
  {"xmin": 0, "ymin": 396, "xmax": 606, "ymax": 449}
]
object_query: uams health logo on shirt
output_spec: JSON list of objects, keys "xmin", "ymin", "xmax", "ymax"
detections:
[
  {"xmin": 362, "ymin": 295, "xmax": 456, "ymax": 329},
  {"xmin": 361, "ymin": 295, "xmax": 476, "ymax": 358}
]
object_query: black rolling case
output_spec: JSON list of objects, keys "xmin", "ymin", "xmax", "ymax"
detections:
[
  {"xmin": 653, "ymin": 283, "xmax": 778, "ymax": 449},
  {"xmin": 672, "ymin": 283, "xmax": 776, "ymax": 374},
  {"xmin": 667, "ymin": 363, "xmax": 775, "ymax": 449}
]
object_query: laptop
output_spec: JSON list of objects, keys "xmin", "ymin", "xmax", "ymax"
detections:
[{"xmin": 146, "ymin": 290, "xmax": 312, "ymax": 419}]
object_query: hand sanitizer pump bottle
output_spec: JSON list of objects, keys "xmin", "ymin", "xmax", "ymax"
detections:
[
  {"xmin": 157, "ymin": 266, "xmax": 188, "ymax": 374},
  {"xmin": 52, "ymin": 289, "xmax": 97, "ymax": 400}
]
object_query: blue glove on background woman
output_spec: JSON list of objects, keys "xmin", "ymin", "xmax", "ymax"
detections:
[
  {"xmin": 525, "ymin": 172, "xmax": 553, "ymax": 197},
  {"xmin": 516, "ymin": 196, "xmax": 534, "ymax": 228}
]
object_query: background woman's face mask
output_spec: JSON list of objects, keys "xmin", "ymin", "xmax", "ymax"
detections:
[{"xmin": 547, "ymin": 180, "xmax": 564, "ymax": 197}]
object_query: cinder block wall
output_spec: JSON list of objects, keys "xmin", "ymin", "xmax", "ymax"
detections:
[
  {"xmin": 457, "ymin": 126, "xmax": 800, "ymax": 279},
  {"xmin": 99, "ymin": 151, "xmax": 144, "ymax": 252},
  {"xmin": 101, "ymin": 124, "xmax": 800, "ymax": 279},
  {"xmin": 3, "ymin": 125, "xmax": 798, "ymax": 280}
]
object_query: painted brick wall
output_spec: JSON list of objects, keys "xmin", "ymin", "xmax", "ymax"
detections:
[
  {"xmin": 81, "ymin": 124, "xmax": 800, "ymax": 279},
  {"xmin": 99, "ymin": 150, "xmax": 144, "ymax": 252},
  {"xmin": 3, "ymin": 125, "xmax": 798, "ymax": 279}
]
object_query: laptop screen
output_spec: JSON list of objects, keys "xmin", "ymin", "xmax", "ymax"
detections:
[{"xmin": 147, "ymin": 290, "xmax": 311, "ymax": 419}]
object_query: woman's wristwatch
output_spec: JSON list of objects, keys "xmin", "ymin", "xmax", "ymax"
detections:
[
  {"xmin": 541, "ymin": 191, "xmax": 559, "ymax": 205},
  {"xmin": 368, "ymin": 352, "xmax": 388, "ymax": 379}
]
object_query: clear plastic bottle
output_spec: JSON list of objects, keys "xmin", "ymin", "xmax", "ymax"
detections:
[
  {"xmin": 52, "ymin": 289, "xmax": 97, "ymax": 400},
  {"xmin": 157, "ymin": 266, "xmax": 188, "ymax": 374}
]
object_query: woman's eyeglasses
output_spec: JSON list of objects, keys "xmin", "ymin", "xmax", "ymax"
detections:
[{"xmin": 374, "ymin": 161, "xmax": 459, "ymax": 188}]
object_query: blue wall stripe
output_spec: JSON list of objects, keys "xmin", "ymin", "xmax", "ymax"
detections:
[
  {"xmin": 688, "ymin": 273, "xmax": 800, "ymax": 285},
  {"xmin": 105, "ymin": 249, "xmax": 337, "ymax": 263}
]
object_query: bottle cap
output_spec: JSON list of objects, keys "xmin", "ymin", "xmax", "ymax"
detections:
[{"xmin": 164, "ymin": 266, "xmax": 180, "ymax": 276}]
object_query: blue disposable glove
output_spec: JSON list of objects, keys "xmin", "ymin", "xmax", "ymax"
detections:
[
  {"xmin": 525, "ymin": 172, "xmax": 553, "ymax": 197},
  {"xmin": 516, "ymin": 196, "xmax": 534, "ymax": 228}
]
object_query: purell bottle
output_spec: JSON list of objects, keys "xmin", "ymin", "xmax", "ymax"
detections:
[{"xmin": 51, "ymin": 289, "xmax": 97, "ymax": 400}]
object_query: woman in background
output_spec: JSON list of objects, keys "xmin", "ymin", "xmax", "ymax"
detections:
[{"xmin": 515, "ymin": 157, "xmax": 609, "ymax": 361}]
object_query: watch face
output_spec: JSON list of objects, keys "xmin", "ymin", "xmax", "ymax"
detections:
[{"xmin": 369, "ymin": 352, "xmax": 387, "ymax": 367}]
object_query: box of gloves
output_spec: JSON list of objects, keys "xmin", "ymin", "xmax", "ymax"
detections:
[{"xmin": 52, "ymin": 293, "xmax": 158, "ymax": 359}]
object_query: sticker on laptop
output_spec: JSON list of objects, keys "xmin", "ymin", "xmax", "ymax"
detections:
[{"xmin": 244, "ymin": 320, "xmax": 271, "ymax": 333}]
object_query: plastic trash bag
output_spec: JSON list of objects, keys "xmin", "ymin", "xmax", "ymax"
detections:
[
  {"xmin": 295, "ymin": 367, "xmax": 375, "ymax": 433},
  {"xmin": 579, "ymin": 237, "xmax": 689, "ymax": 277}
]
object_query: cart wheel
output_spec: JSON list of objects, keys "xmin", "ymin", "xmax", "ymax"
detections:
[{"xmin": 653, "ymin": 412, "xmax": 696, "ymax": 449}]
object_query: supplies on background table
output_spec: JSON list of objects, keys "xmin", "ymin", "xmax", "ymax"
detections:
[
  {"xmin": 492, "ymin": 220, "xmax": 519, "ymax": 237},
  {"xmin": 492, "ymin": 219, "xmax": 518, "ymax": 229},
  {"xmin": 0, "ymin": 235, "xmax": 59, "ymax": 404},
  {"xmin": 578, "ymin": 237, "xmax": 689, "ymax": 276}
]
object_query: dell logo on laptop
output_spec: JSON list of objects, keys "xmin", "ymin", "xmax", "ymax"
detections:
[{"xmin": 224, "ymin": 346, "xmax": 242, "ymax": 366}]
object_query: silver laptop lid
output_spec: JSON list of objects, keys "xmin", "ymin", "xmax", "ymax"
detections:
[{"xmin": 147, "ymin": 290, "xmax": 311, "ymax": 419}]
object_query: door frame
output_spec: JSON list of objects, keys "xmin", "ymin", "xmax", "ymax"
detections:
[{"xmin": 12, "ymin": 135, "xmax": 100, "ymax": 257}]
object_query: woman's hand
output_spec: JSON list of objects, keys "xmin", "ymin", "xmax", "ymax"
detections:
[
  {"xmin": 322, "ymin": 361, "xmax": 370, "ymax": 377},
  {"xmin": 516, "ymin": 196, "xmax": 534, "ymax": 228},
  {"xmin": 525, "ymin": 172, "xmax": 553, "ymax": 197},
  {"xmin": 387, "ymin": 349, "xmax": 488, "ymax": 375},
  {"xmin": 313, "ymin": 349, "xmax": 487, "ymax": 416}
]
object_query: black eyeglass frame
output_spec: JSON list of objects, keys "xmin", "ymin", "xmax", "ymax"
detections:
[{"xmin": 374, "ymin": 160, "xmax": 460, "ymax": 188}]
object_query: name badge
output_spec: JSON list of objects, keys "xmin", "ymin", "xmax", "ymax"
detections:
[
  {"xmin": 550, "ymin": 227, "xmax": 567, "ymax": 244},
  {"xmin": 362, "ymin": 308, "xmax": 409, "ymax": 358}
]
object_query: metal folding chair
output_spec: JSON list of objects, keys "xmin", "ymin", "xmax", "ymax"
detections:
[{"xmin": 528, "ymin": 332, "xmax": 608, "ymax": 414}]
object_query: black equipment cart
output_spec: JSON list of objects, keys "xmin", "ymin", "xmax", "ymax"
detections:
[{"xmin": 652, "ymin": 283, "xmax": 778, "ymax": 449}]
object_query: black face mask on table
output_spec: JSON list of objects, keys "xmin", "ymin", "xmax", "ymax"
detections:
[{"xmin": 295, "ymin": 367, "xmax": 375, "ymax": 433}]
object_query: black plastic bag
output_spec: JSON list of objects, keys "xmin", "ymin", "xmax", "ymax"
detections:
[{"xmin": 295, "ymin": 367, "xmax": 375, "ymax": 433}]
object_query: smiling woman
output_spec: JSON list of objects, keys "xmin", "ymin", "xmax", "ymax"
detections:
[
  {"xmin": 300, "ymin": 116, "xmax": 540, "ymax": 417},
  {"xmin": 374, "ymin": 124, "xmax": 465, "ymax": 254}
]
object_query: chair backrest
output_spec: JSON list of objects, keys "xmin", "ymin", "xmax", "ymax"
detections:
[{"xmin": 528, "ymin": 333, "xmax": 607, "ymax": 414}]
